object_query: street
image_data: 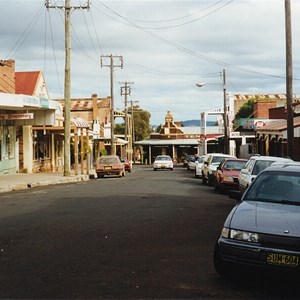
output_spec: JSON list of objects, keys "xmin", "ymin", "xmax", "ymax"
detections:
[{"xmin": 0, "ymin": 165, "xmax": 299, "ymax": 299}]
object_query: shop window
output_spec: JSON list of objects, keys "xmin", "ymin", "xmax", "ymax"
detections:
[{"xmin": 33, "ymin": 131, "xmax": 50, "ymax": 160}]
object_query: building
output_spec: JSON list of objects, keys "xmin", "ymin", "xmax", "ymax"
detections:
[
  {"xmin": 135, "ymin": 111, "xmax": 201, "ymax": 164},
  {"xmin": 0, "ymin": 59, "xmax": 65, "ymax": 174},
  {"xmin": 55, "ymin": 95, "xmax": 130, "ymax": 162}
]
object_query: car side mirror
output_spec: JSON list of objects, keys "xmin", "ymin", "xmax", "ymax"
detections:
[{"xmin": 229, "ymin": 190, "xmax": 242, "ymax": 201}]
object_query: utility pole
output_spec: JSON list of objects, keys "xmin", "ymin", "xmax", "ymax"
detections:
[
  {"xmin": 222, "ymin": 69, "xmax": 229, "ymax": 154},
  {"xmin": 129, "ymin": 100, "xmax": 139, "ymax": 163},
  {"xmin": 101, "ymin": 54, "xmax": 123, "ymax": 155},
  {"xmin": 120, "ymin": 81, "xmax": 134, "ymax": 142},
  {"xmin": 285, "ymin": 0, "xmax": 294, "ymax": 159},
  {"xmin": 45, "ymin": 0, "xmax": 90, "ymax": 176}
]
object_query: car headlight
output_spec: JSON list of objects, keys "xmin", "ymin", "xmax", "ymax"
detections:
[
  {"xmin": 230, "ymin": 229, "xmax": 259, "ymax": 243},
  {"xmin": 221, "ymin": 228, "xmax": 259, "ymax": 243},
  {"xmin": 223, "ymin": 176, "xmax": 234, "ymax": 182}
]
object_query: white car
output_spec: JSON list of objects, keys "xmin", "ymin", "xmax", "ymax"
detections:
[
  {"xmin": 187, "ymin": 155, "xmax": 197, "ymax": 171},
  {"xmin": 194, "ymin": 155, "xmax": 206, "ymax": 178},
  {"xmin": 153, "ymin": 155, "xmax": 174, "ymax": 171},
  {"xmin": 202, "ymin": 153, "xmax": 236, "ymax": 185},
  {"xmin": 238, "ymin": 155, "xmax": 293, "ymax": 193}
]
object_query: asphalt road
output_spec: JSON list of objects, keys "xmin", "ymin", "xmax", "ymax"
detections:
[{"xmin": 0, "ymin": 165, "xmax": 299, "ymax": 299}]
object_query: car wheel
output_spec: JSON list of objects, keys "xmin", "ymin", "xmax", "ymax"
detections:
[
  {"xmin": 214, "ymin": 182, "xmax": 220, "ymax": 192},
  {"xmin": 97, "ymin": 173, "xmax": 104, "ymax": 178},
  {"xmin": 213, "ymin": 242, "xmax": 229, "ymax": 277},
  {"xmin": 202, "ymin": 173, "xmax": 207, "ymax": 184},
  {"xmin": 208, "ymin": 175, "xmax": 214, "ymax": 186}
]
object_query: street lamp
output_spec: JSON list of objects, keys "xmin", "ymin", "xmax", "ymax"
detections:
[{"xmin": 196, "ymin": 69, "xmax": 229, "ymax": 154}]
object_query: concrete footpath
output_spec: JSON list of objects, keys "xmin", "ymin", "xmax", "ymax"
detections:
[{"xmin": 0, "ymin": 171, "xmax": 94, "ymax": 194}]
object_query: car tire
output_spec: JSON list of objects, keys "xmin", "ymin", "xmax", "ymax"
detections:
[
  {"xmin": 202, "ymin": 173, "xmax": 207, "ymax": 184},
  {"xmin": 213, "ymin": 242, "xmax": 229, "ymax": 277},
  {"xmin": 153, "ymin": 168, "xmax": 157, "ymax": 171},
  {"xmin": 208, "ymin": 174, "xmax": 214, "ymax": 186},
  {"xmin": 214, "ymin": 182, "xmax": 220, "ymax": 192}
]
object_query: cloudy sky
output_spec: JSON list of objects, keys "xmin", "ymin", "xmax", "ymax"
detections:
[{"xmin": 1, "ymin": 0, "xmax": 300, "ymax": 125}]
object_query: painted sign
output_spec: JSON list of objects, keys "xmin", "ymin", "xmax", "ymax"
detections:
[{"xmin": 0, "ymin": 113, "xmax": 34, "ymax": 120}]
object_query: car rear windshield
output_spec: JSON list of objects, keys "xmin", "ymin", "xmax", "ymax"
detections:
[
  {"xmin": 224, "ymin": 160, "xmax": 246, "ymax": 170},
  {"xmin": 156, "ymin": 156, "xmax": 171, "ymax": 161},
  {"xmin": 98, "ymin": 157, "xmax": 119, "ymax": 164},
  {"xmin": 212, "ymin": 156, "xmax": 228, "ymax": 164},
  {"xmin": 252, "ymin": 160, "xmax": 275, "ymax": 175}
]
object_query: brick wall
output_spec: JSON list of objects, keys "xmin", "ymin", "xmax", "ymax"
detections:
[{"xmin": 253, "ymin": 101, "xmax": 276, "ymax": 118}]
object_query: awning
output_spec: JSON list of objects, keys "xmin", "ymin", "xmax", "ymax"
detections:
[{"xmin": 71, "ymin": 117, "xmax": 90, "ymax": 128}]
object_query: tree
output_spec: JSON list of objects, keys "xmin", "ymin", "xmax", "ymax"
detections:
[
  {"xmin": 235, "ymin": 98, "xmax": 255, "ymax": 119},
  {"xmin": 131, "ymin": 106, "xmax": 151, "ymax": 141},
  {"xmin": 115, "ymin": 106, "xmax": 151, "ymax": 141}
]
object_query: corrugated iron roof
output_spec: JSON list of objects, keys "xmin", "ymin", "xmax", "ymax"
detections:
[
  {"xmin": 15, "ymin": 71, "xmax": 40, "ymax": 95},
  {"xmin": 56, "ymin": 98, "xmax": 110, "ymax": 111},
  {"xmin": 256, "ymin": 116, "xmax": 300, "ymax": 132},
  {"xmin": 71, "ymin": 117, "xmax": 90, "ymax": 128},
  {"xmin": 234, "ymin": 94, "xmax": 286, "ymax": 101}
]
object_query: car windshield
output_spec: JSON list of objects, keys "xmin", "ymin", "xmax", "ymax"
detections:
[
  {"xmin": 244, "ymin": 171, "xmax": 300, "ymax": 205},
  {"xmin": 224, "ymin": 160, "xmax": 246, "ymax": 170}
]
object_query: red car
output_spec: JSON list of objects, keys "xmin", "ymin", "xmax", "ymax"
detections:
[
  {"xmin": 214, "ymin": 158, "xmax": 248, "ymax": 193},
  {"xmin": 95, "ymin": 155, "xmax": 125, "ymax": 178},
  {"xmin": 120, "ymin": 157, "xmax": 132, "ymax": 172}
]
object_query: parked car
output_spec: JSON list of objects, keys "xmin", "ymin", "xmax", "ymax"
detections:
[
  {"xmin": 238, "ymin": 155, "xmax": 293, "ymax": 193},
  {"xmin": 187, "ymin": 155, "xmax": 197, "ymax": 171},
  {"xmin": 153, "ymin": 155, "xmax": 173, "ymax": 171},
  {"xmin": 214, "ymin": 162, "xmax": 300, "ymax": 277},
  {"xmin": 202, "ymin": 153, "xmax": 236, "ymax": 185},
  {"xmin": 194, "ymin": 155, "xmax": 206, "ymax": 178},
  {"xmin": 120, "ymin": 157, "xmax": 132, "ymax": 172},
  {"xmin": 214, "ymin": 158, "xmax": 248, "ymax": 193},
  {"xmin": 183, "ymin": 155, "xmax": 196, "ymax": 168},
  {"xmin": 95, "ymin": 155, "xmax": 125, "ymax": 178}
]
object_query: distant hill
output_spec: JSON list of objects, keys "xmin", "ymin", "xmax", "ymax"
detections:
[{"xmin": 183, "ymin": 120, "xmax": 216, "ymax": 127}]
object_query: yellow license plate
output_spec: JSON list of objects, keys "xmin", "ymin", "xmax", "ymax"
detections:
[
  {"xmin": 266, "ymin": 253, "xmax": 299, "ymax": 267},
  {"xmin": 104, "ymin": 166, "xmax": 112, "ymax": 170}
]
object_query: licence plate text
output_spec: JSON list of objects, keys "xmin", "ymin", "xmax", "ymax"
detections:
[{"xmin": 266, "ymin": 253, "xmax": 299, "ymax": 267}]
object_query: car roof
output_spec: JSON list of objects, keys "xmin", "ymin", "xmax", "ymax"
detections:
[
  {"xmin": 222, "ymin": 158, "xmax": 247, "ymax": 162},
  {"xmin": 262, "ymin": 161, "xmax": 300, "ymax": 173},
  {"xmin": 249, "ymin": 155, "xmax": 293, "ymax": 162},
  {"xmin": 205, "ymin": 153, "xmax": 235, "ymax": 158}
]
